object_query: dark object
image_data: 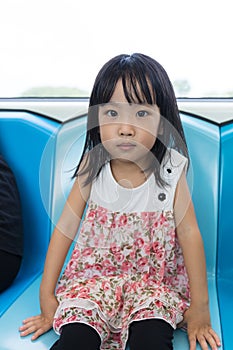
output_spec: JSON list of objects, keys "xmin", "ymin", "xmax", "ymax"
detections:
[
  {"xmin": 158, "ymin": 193, "xmax": 166, "ymax": 201},
  {"xmin": 0, "ymin": 155, "xmax": 23, "ymax": 292}
]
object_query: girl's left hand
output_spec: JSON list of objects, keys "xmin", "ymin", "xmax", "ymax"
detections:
[{"xmin": 179, "ymin": 305, "xmax": 221, "ymax": 350}]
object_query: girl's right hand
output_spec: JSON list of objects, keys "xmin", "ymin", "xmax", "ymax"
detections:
[{"xmin": 19, "ymin": 295, "xmax": 58, "ymax": 340}]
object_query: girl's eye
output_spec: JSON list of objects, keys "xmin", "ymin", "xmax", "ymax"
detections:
[
  {"xmin": 107, "ymin": 110, "xmax": 118, "ymax": 117},
  {"xmin": 137, "ymin": 110, "xmax": 148, "ymax": 117}
]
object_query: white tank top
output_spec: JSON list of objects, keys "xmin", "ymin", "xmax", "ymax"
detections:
[{"xmin": 90, "ymin": 148, "xmax": 187, "ymax": 213}]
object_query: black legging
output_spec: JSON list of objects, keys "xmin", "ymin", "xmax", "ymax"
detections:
[
  {"xmin": 0, "ymin": 250, "xmax": 22, "ymax": 292},
  {"xmin": 128, "ymin": 319, "xmax": 174, "ymax": 350},
  {"xmin": 50, "ymin": 319, "xmax": 174, "ymax": 350}
]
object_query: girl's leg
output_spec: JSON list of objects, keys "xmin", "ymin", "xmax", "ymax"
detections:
[
  {"xmin": 128, "ymin": 319, "xmax": 174, "ymax": 350},
  {"xmin": 50, "ymin": 323, "xmax": 101, "ymax": 350},
  {"xmin": 0, "ymin": 250, "xmax": 21, "ymax": 292}
]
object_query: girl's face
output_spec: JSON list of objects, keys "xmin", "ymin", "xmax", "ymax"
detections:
[{"xmin": 98, "ymin": 79, "xmax": 161, "ymax": 167}]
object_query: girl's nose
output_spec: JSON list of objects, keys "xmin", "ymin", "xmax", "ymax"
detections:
[{"xmin": 118, "ymin": 123, "xmax": 135, "ymax": 137}]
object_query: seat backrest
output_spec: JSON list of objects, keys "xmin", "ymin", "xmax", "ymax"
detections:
[
  {"xmin": 0, "ymin": 110, "xmax": 87, "ymax": 315},
  {"xmin": 181, "ymin": 113, "xmax": 220, "ymax": 276},
  {"xmin": 0, "ymin": 111, "xmax": 59, "ymax": 315}
]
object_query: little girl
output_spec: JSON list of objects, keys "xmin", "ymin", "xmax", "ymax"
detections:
[{"xmin": 20, "ymin": 53, "xmax": 221, "ymax": 350}]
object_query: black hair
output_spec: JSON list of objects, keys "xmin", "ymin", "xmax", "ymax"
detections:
[{"xmin": 73, "ymin": 53, "xmax": 189, "ymax": 186}]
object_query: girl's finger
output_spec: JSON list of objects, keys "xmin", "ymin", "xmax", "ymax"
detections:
[
  {"xmin": 31, "ymin": 328, "xmax": 45, "ymax": 341},
  {"xmin": 188, "ymin": 334, "xmax": 197, "ymax": 350},
  {"xmin": 197, "ymin": 335, "xmax": 209, "ymax": 350},
  {"xmin": 209, "ymin": 328, "xmax": 221, "ymax": 347},
  {"xmin": 22, "ymin": 315, "xmax": 41, "ymax": 324},
  {"xmin": 19, "ymin": 318, "xmax": 46, "ymax": 336},
  {"xmin": 31, "ymin": 324, "xmax": 52, "ymax": 340},
  {"xmin": 20, "ymin": 324, "xmax": 38, "ymax": 337},
  {"xmin": 197, "ymin": 329, "xmax": 221, "ymax": 350},
  {"xmin": 19, "ymin": 319, "xmax": 41, "ymax": 332}
]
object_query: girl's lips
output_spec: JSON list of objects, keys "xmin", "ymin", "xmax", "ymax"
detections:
[{"xmin": 117, "ymin": 143, "xmax": 136, "ymax": 151}]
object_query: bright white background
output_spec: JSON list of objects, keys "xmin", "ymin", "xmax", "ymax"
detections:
[{"xmin": 0, "ymin": 0, "xmax": 233, "ymax": 97}]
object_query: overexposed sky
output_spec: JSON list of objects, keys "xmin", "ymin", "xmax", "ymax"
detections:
[{"xmin": 0, "ymin": 0, "xmax": 233, "ymax": 97}]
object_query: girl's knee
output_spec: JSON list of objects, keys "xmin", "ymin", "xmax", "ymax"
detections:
[
  {"xmin": 128, "ymin": 319, "xmax": 174, "ymax": 350},
  {"xmin": 50, "ymin": 323, "xmax": 101, "ymax": 350}
]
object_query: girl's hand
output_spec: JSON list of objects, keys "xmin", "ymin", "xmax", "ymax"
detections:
[
  {"xmin": 19, "ymin": 295, "xmax": 58, "ymax": 340},
  {"xmin": 180, "ymin": 305, "xmax": 221, "ymax": 350}
]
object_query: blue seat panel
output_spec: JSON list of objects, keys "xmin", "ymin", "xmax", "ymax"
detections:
[
  {"xmin": 0, "ymin": 112, "xmax": 59, "ymax": 316},
  {"xmin": 181, "ymin": 114, "xmax": 222, "ymax": 348},
  {"xmin": 181, "ymin": 113, "xmax": 220, "ymax": 276},
  {"xmin": 0, "ymin": 276, "xmax": 58, "ymax": 350},
  {"xmin": 217, "ymin": 122, "xmax": 233, "ymax": 349}
]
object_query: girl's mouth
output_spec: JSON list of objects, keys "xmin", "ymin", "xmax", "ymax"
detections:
[{"xmin": 117, "ymin": 143, "xmax": 136, "ymax": 151}]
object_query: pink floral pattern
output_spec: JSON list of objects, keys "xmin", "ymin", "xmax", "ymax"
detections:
[{"xmin": 54, "ymin": 200, "xmax": 190, "ymax": 349}]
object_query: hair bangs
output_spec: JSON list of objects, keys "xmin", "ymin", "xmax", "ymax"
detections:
[{"xmin": 121, "ymin": 70, "xmax": 156, "ymax": 105}]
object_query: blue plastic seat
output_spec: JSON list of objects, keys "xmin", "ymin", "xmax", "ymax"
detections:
[
  {"xmin": 0, "ymin": 112, "xmax": 59, "ymax": 317},
  {"xmin": 0, "ymin": 110, "xmax": 223, "ymax": 349},
  {"xmin": 178, "ymin": 113, "xmax": 223, "ymax": 349},
  {"xmin": 0, "ymin": 110, "xmax": 87, "ymax": 349},
  {"xmin": 217, "ymin": 121, "xmax": 233, "ymax": 350}
]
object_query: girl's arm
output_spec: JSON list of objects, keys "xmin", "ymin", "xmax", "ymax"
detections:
[
  {"xmin": 174, "ymin": 171, "xmax": 221, "ymax": 350},
  {"xmin": 20, "ymin": 175, "xmax": 90, "ymax": 340}
]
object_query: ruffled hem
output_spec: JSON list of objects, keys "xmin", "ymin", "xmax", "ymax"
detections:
[
  {"xmin": 53, "ymin": 294, "xmax": 185, "ymax": 334},
  {"xmin": 53, "ymin": 300, "xmax": 184, "ymax": 350},
  {"xmin": 54, "ymin": 298, "xmax": 122, "ymax": 333}
]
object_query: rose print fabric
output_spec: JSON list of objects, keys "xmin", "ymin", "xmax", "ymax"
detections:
[{"xmin": 53, "ymin": 149, "xmax": 190, "ymax": 350}]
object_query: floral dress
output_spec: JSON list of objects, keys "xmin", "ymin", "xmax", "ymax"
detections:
[{"xmin": 53, "ymin": 149, "xmax": 190, "ymax": 350}]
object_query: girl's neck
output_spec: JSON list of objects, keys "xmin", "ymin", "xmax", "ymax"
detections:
[{"xmin": 110, "ymin": 159, "xmax": 152, "ymax": 189}]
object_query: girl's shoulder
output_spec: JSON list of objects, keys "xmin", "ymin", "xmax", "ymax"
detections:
[
  {"xmin": 162, "ymin": 148, "xmax": 188, "ymax": 170},
  {"xmin": 160, "ymin": 148, "xmax": 188, "ymax": 183}
]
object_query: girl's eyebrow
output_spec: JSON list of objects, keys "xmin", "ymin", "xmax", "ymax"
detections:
[
  {"xmin": 101, "ymin": 102, "xmax": 148, "ymax": 107},
  {"xmin": 101, "ymin": 102, "xmax": 119, "ymax": 107},
  {"xmin": 100, "ymin": 102, "xmax": 156, "ymax": 110}
]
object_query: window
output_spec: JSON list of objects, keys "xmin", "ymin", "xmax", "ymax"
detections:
[{"xmin": 1, "ymin": 0, "xmax": 232, "ymax": 98}]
